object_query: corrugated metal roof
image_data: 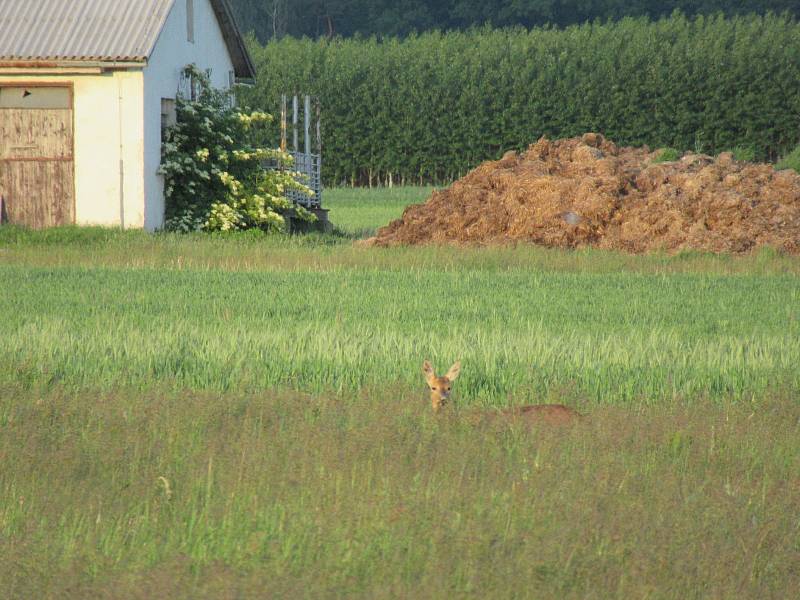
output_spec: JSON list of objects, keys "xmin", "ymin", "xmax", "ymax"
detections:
[
  {"xmin": 0, "ymin": 0, "xmax": 173, "ymax": 62},
  {"xmin": 0, "ymin": 0, "xmax": 255, "ymax": 78}
]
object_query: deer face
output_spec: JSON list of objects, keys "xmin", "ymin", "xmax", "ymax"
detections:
[{"xmin": 422, "ymin": 360, "xmax": 461, "ymax": 413}]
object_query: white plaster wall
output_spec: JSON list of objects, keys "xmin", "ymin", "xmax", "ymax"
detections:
[
  {"xmin": 143, "ymin": 0, "xmax": 237, "ymax": 230},
  {"xmin": 0, "ymin": 0, "xmax": 240, "ymax": 231},
  {"xmin": 74, "ymin": 72, "xmax": 145, "ymax": 227},
  {"xmin": 0, "ymin": 71, "xmax": 145, "ymax": 228}
]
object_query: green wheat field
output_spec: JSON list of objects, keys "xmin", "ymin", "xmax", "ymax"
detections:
[{"xmin": 1, "ymin": 187, "xmax": 798, "ymax": 599}]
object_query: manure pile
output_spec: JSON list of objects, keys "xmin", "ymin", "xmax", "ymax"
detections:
[{"xmin": 367, "ymin": 134, "xmax": 800, "ymax": 253}]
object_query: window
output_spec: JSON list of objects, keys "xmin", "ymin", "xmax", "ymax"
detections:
[
  {"xmin": 186, "ymin": 0, "xmax": 194, "ymax": 43},
  {"xmin": 227, "ymin": 72, "xmax": 237, "ymax": 107},
  {"xmin": 0, "ymin": 86, "xmax": 70, "ymax": 109},
  {"xmin": 178, "ymin": 70, "xmax": 196, "ymax": 100},
  {"xmin": 161, "ymin": 98, "xmax": 177, "ymax": 142}
]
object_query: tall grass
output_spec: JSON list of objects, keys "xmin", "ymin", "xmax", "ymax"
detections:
[
  {"xmin": 1, "ymin": 386, "xmax": 798, "ymax": 598},
  {"xmin": 1, "ymin": 208, "xmax": 799, "ymax": 277},
  {"xmin": 1, "ymin": 190, "xmax": 798, "ymax": 597},
  {"xmin": 0, "ymin": 260, "xmax": 798, "ymax": 404}
]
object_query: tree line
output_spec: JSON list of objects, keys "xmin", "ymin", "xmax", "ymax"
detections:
[
  {"xmin": 230, "ymin": 0, "xmax": 798, "ymax": 41},
  {"xmin": 239, "ymin": 13, "xmax": 800, "ymax": 186}
]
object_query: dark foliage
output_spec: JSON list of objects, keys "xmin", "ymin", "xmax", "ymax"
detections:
[
  {"xmin": 230, "ymin": 0, "xmax": 799, "ymax": 41},
  {"xmin": 239, "ymin": 14, "xmax": 800, "ymax": 186}
]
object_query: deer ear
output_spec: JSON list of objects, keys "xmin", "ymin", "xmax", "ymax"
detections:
[
  {"xmin": 422, "ymin": 360, "xmax": 436, "ymax": 383},
  {"xmin": 445, "ymin": 361, "xmax": 461, "ymax": 381}
]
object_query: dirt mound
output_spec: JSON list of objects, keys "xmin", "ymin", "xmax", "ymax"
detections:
[{"xmin": 368, "ymin": 134, "xmax": 800, "ymax": 253}]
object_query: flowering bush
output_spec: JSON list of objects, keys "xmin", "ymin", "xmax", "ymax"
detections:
[{"xmin": 160, "ymin": 65, "xmax": 314, "ymax": 232}]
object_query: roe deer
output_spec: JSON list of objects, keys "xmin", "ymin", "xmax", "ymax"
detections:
[{"xmin": 422, "ymin": 360, "xmax": 581, "ymax": 424}]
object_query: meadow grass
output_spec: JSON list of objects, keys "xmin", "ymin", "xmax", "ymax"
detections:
[
  {"xmin": 324, "ymin": 186, "xmax": 436, "ymax": 236},
  {"xmin": 1, "ymin": 223, "xmax": 798, "ymax": 276},
  {"xmin": 1, "ymin": 386, "xmax": 798, "ymax": 599},
  {"xmin": 1, "ymin": 187, "xmax": 799, "ymax": 598},
  {"xmin": 1, "ymin": 264, "xmax": 798, "ymax": 405}
]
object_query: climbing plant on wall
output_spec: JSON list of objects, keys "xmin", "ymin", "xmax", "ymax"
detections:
[{"xmin": 161, "ymin": 65, "xmax": 314, "ymax": 232}]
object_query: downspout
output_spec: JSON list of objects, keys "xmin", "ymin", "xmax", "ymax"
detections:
[{"xmin": 118, "ymin": 76, "xmax": 125, "ymax": 229}]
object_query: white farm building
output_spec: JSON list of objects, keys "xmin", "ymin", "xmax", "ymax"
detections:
[{"xmin": 0, "ymin": 0, "xmax": 255, "ymax": 230}]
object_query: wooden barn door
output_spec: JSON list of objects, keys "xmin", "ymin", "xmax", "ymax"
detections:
[{"xmin": 0, "ymin": 85, "xmax": 75, "ymax": 228}]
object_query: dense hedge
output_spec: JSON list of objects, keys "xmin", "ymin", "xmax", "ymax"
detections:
[
  {"xmin": 231, "ymin": 0, "xmax": 800, "ymax": 41},
  {"xmin": 241, "ymin": 13, "xmax": 800, "ymax": 186}
]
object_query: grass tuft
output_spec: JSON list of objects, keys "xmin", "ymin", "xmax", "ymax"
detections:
[
  {"xmin": 727, "ymin": 145, "xmax": 757, "ymax": 162},
  {"xmin": 651, "ymin": 147, "xmax": 682, "ymax": 163},
  {"xmin": 776, "ymin": 143, "xmax": 800, "ymax": 172}
]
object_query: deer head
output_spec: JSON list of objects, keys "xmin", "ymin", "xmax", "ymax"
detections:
[{"xmin": 422, "ymin": 360, "xmax": 461, "ymax": 413}]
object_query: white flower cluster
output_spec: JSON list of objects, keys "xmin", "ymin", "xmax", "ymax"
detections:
[
  {"xmin": 218, "ymin": 171, "xmax": 243, "ymax": 195},
  {"xmin": 237, "ymin": 111, "xmax": 272, "ymax": 129},
  {"xmin": 161, "ymin": 64, "xmax": 316, "ymax": 234}
]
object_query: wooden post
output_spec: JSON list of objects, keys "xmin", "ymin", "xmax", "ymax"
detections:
[
  {"xmin": 280, "ymin": 94, "xmax": 287, "ymax": 153},
  {"xmin": 315, "ymin": 99, "xmax": 322, "ymax": 154},
  {"xmin": 316, "ymin": 99, "xmax": 322, "ymax": 196},
  {"xmin": 292, "ymin": 95, "xmax": 299, "ymax": 152},
  {"xmin": 304, "ymin": 95, "xmax": 311, "ymax": 156}
]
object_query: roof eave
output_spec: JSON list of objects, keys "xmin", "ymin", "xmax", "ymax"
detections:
[
  {"xmin": 210, "ymin": 0, "xmax": 256, "ymax": 80},
  {"xmin": 0, "ymin": 59, "xmax": 147, "ymax": 71}
]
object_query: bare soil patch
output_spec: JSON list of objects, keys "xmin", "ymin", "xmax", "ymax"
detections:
[{"xmin": 368, "ymin": 134, "xmax": 800, "ymax": 253}]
